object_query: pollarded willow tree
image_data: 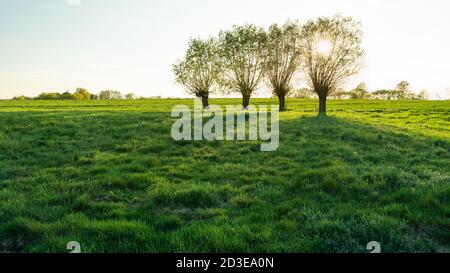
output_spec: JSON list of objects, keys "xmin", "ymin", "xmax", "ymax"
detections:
[
  {"xmin": 218, "ymin": 24, "xmax": 267, "ymax": 109},
  {"xmin": 302, "ymin": 16, "xmax": 364, "ymax": 115},
  {"xmin": 172, "ymin": 38, "xmax": 222, "ymax": 108},
  {"xmin": 265, "ymin": 21, "xmax": 303, "ymax": 111}
]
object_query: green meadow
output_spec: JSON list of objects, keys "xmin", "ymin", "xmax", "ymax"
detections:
[{"xmin": 0, "ymin": 98, "xmax": 449, "ymax": 253}]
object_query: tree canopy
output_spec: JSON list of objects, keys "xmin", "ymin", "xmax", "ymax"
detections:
[
  {"xmin": 74, "ymin": 88, "xmax": 91, "ymax": 100},
  {"xmin": 350, "ymin": 82, "xmax": 370, "ymax": 99}
]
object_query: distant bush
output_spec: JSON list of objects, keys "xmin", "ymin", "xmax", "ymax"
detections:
[
  {"xmin": 329, "ymin": 89, "xmax": 351, "ymax": 99},
  {"xmin": 37, "ymin": 92, "xmax": 61, "ymax": 100},
  {"xmin": 416, "ymin": 90, "xmax": 429, "ymax": 100},
  {"xmin": 98, "ymin": 90, "xmax": 123, "ymax": 100},
  {"xmin": 29, "ymin": 89, "xmax": 131, "ymax": 100},
  {"xmin": 291, "ymin": 88, "xmax": 317, "ymax": 99},
  {"xmin": 59, "ymin": 92, "xmax": 73, "ymax": 100},
  {"xmin": 288, "ymin": 81, "xmax": 428, "ymax": 101},
  {"xmin": 349, "ymin": 83, "xmax": 371, "ymax": 99},
  {"xmin": 60, "ymin": 92, "xmax": 84, "ymax": 100},
  {"xmin": 74, "ymin": 88, "xmax": 91, "ymax": 100},
  {"xmin": 372, "ymin": 89, "xmax": 395, "ymax": 100},
  {"xmin": 371, "ymin": 81, "xmax": 421, "ymax": 100},
  {"xmin": 125, "ymin": 93, "xmax": 136, "ymax": 100},
  {"xmin": 13, "ymin": 96, "xmax": 26, "ymax": 101},
  {"xmin": 34, "ymin": 88, "xmax": 92, "ymax": 100}
]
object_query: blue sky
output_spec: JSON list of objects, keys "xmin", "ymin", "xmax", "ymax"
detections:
[{"xmin": 0, "ymin": 0, "xmax": 449, "ymax": 99}]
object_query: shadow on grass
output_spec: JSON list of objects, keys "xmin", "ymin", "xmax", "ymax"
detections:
[{"xmin": 0, "ymin": 111, "xmax": 448, "ymax": 252}]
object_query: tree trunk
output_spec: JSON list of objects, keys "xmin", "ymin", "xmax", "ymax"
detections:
[
  {"xmin": 278, "ymin": 94, "xmax": 286, "ymax": 112},
  {"xmin": 242, "ymin": 95, "xmax": 250, "ymax": 110},
  {"xmin": 201, "ymin": 94, "xmax": 209, "ymax": 109},
  {"xmin": 319, "ymin": 96, "xmax": 327, "ymax": 115}
]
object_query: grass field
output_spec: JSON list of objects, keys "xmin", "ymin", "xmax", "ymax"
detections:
[{"xmin": 0, "ymin": 98, "xmax": 449, "ymax": 253}]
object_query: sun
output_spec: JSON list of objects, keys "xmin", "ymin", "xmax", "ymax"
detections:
[{"xmin": 316, "ymin": 39, "xmax": 333, "ymax": 56}]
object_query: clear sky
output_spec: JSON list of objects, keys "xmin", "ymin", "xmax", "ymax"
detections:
[{"xmin": 0, "ymin": 0, "xmax": 449, "ymax": 99}]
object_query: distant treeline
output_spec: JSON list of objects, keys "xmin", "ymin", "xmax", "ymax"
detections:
[
  {"xmin": 291, "ymin": 81, "xmax": 430, "ymax": 100},
  {"xmin": 12, "ymin": 81, "xmax": 430, "ymax": 101},
  {"xmin": 13, "ymin": 88, "xmax": 141, "ymax": 101}
]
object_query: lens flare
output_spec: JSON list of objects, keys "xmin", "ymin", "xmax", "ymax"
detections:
[{"xmin": 317, "ymin": 40, "xmax": 332, "ymax": 56}]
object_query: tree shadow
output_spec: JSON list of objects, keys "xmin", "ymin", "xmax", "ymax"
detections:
[{"xmin": 0, "ymin": 110, "xmax": 448, "ymax": 252}]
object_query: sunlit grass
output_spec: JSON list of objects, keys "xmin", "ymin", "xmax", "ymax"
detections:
[{"xmin": 0, "ymin": 98, "xmax": 448, "ymax": 253}]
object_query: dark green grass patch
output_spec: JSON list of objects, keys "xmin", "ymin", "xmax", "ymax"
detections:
[{"xmin": 0, "ymin": 99, "xmax": 448, "ymax": 252}]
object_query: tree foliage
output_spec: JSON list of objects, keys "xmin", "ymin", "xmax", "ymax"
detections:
[
  {"xmin": 350, "ymin": 82, "xmax": 370, "ymax": 99},
  {"xmin": 125, "ymin": 93, "xmax": 136, "ymax": 100},
  {"xmin": 395, "ymin": 81, "xmax": 412, "ymax": 99},
  {"xmin": 417, "ymin": 89, "xmax": 429, "ymax": 100},
  {"xmin": 14, "ymin": 95, "xmax": 26, "ymax": 101},
  {"xmin": 37, "ymin": 92, "xmax": 61, "ymax": 100},
  {"xmin": 98, "ymin": 90, "xmax": 123, "ymax": 100},
  {"xmin": 74, "ymin": 88, "xmax": 91, "ymax": 100}
]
